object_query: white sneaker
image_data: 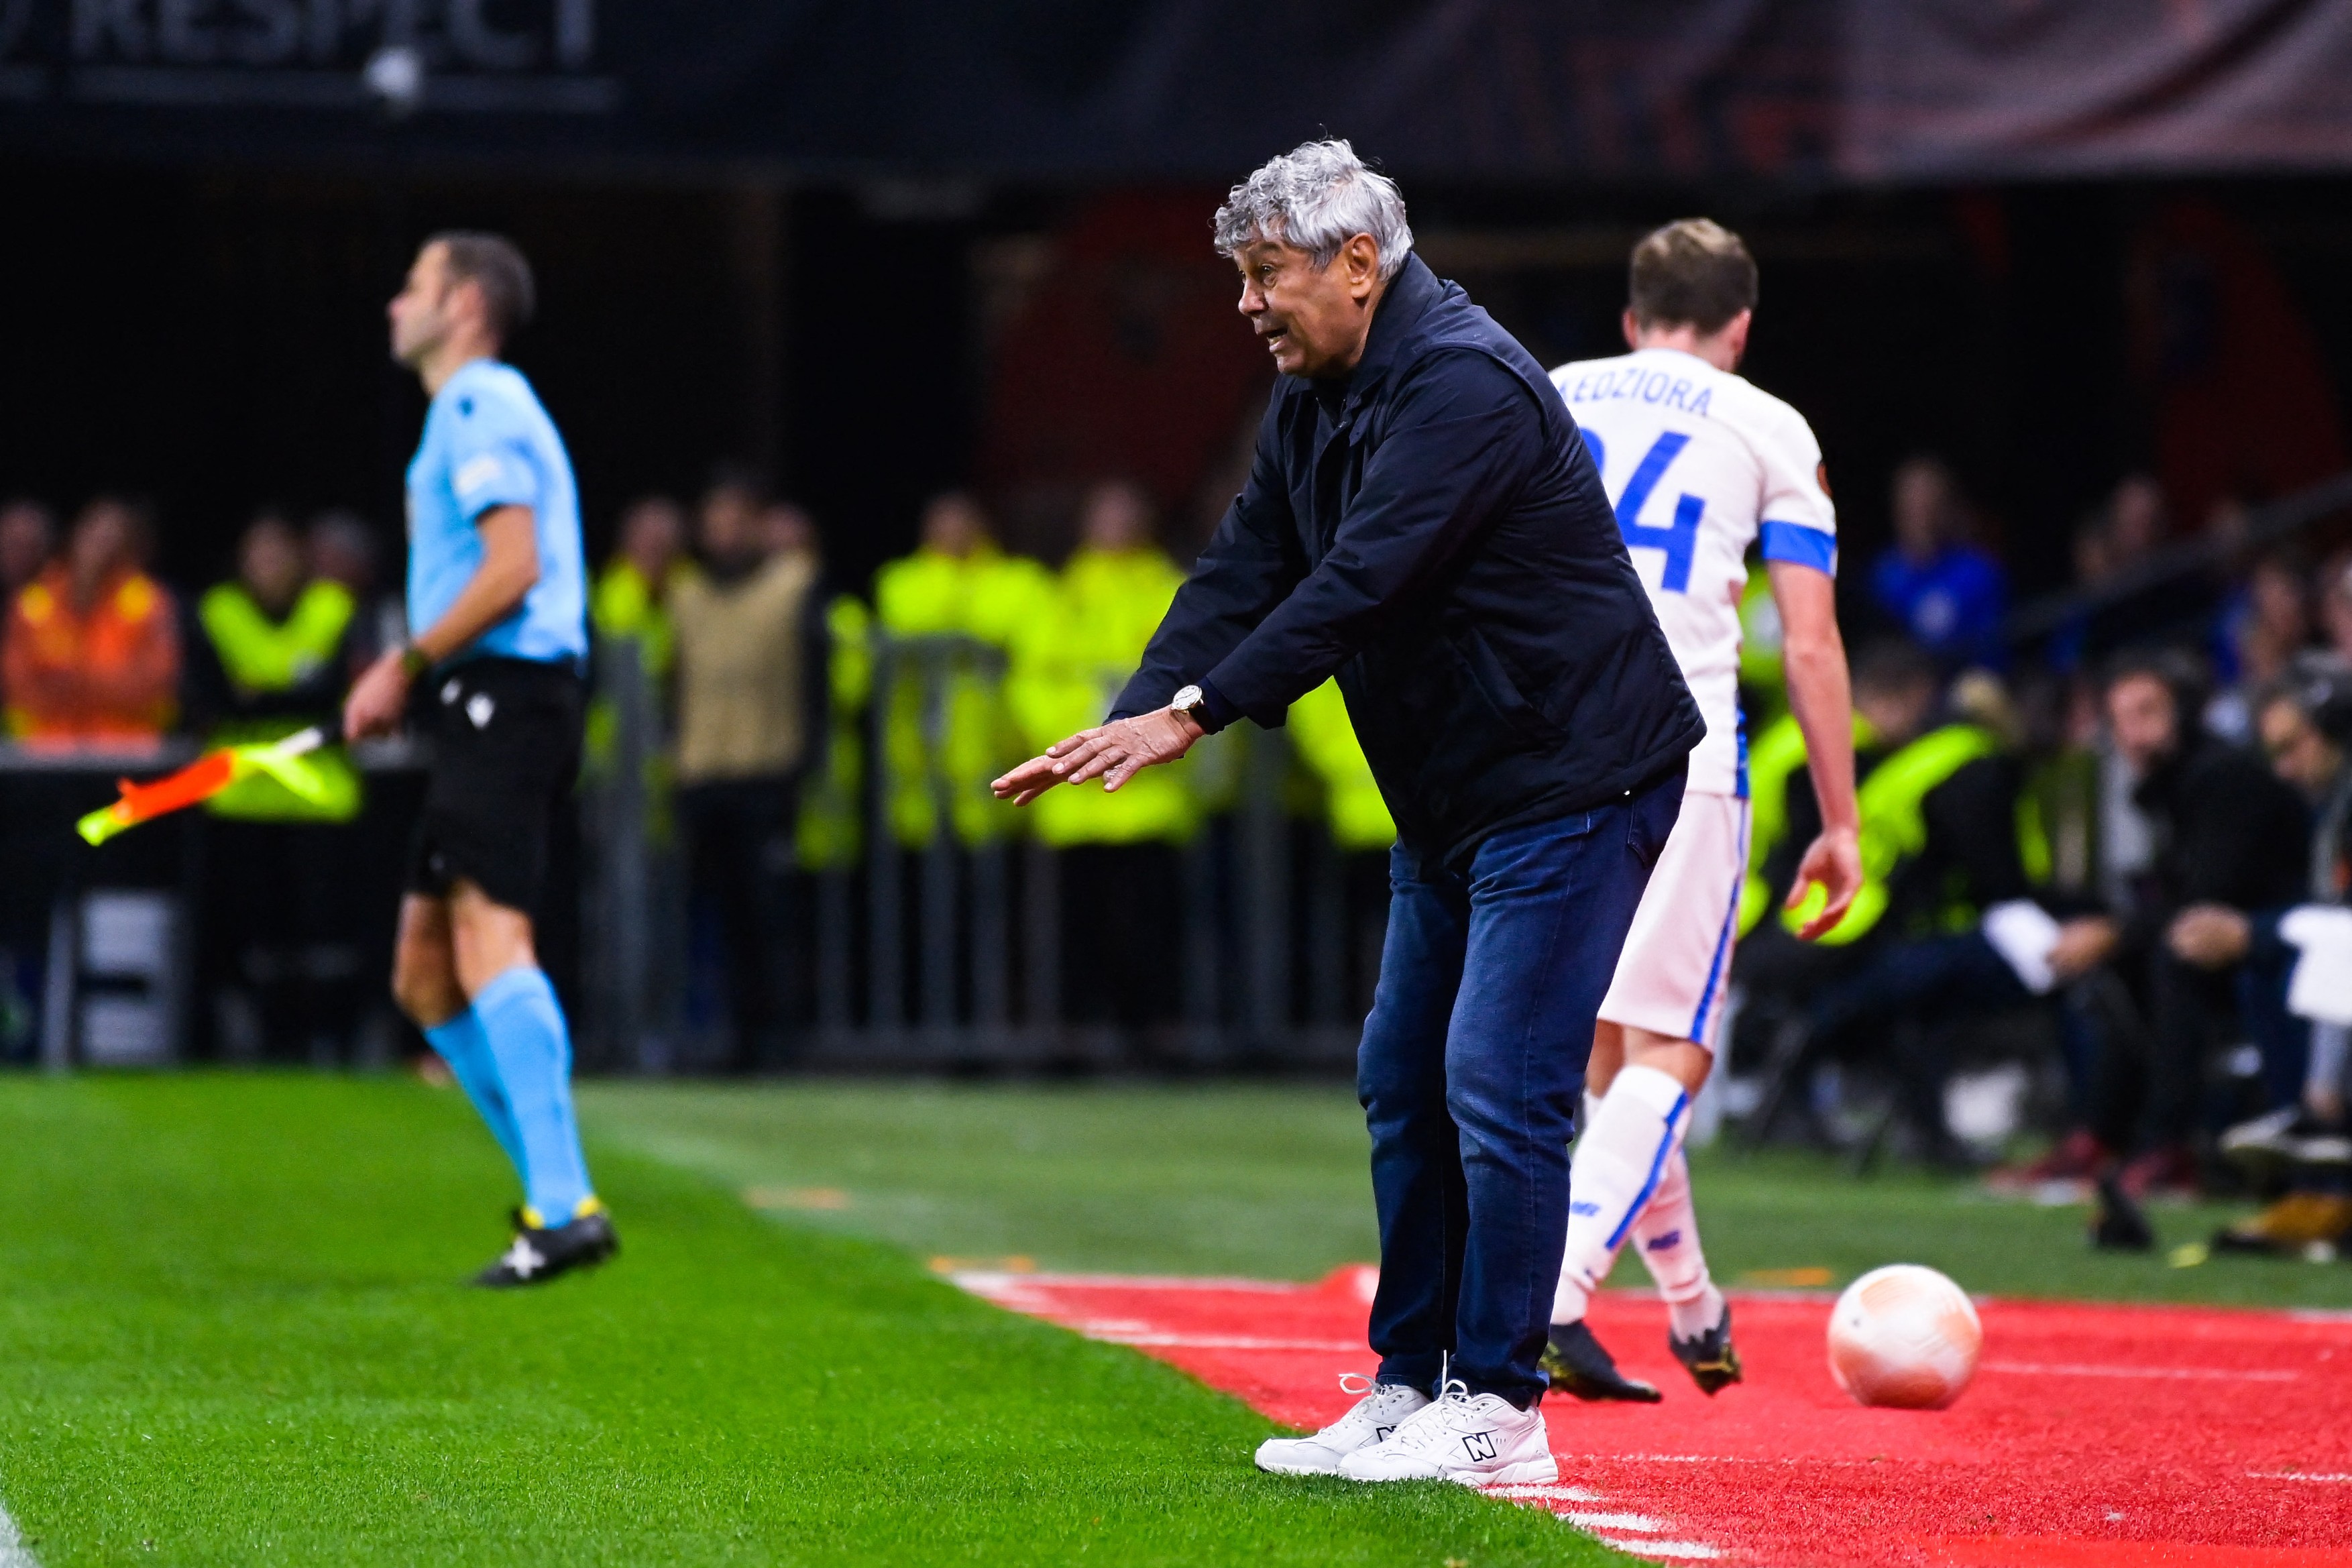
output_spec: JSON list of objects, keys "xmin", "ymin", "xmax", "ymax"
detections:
[
  {"xmin": 1254, "ymin": 1374, "xmax": 1431, "ymax": 1475},
  {"xmin": 1337, "ymin": 1379, "xmax": 1557, "ymax": 1486}
]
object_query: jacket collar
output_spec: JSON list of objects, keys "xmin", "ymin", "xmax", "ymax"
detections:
[{"xmin": 1312, "ymin": 253, "xmax": 1443, "ymax": 412}]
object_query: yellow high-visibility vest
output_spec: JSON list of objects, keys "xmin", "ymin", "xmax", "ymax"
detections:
[
  {"xmin": 797, "ymin": 594, "xmax": 873, "ymax": 871},
  {"xmin": 197, "ymin": 580, "xmax": 361, "ymax": 823},
  {"xmin": 1737, "ymin": 710, "xmax": 1874, "ymax": 938},
  {"xmin": 1288, "ymin": 678, "xmax": 1394, "ymax": 851},
  {"xmin": 1005, "ymin": 546, "xmax": 1198, "ymax": 848},
  {"xmin": 874, "ymin": 544, "xmax": 1054, "ymax": 848},
  {"xmin": 1783, "ymin": 724, "xmax": 2002, "ymax": 946}
]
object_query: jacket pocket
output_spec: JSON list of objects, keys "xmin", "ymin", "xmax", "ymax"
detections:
[{"xmin": 1456, "ymin": 627, "xmax": 1566, "ymax": 746}]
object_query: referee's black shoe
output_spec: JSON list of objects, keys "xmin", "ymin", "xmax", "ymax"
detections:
[
  {"xmin": 1669, "ymin": 1300, "xmax": 1744, "ymax": 1395},
  {"xmin": 1541, "ymin": 1320, "xmax": 1662, "ymax": 1403},
  {"xmin": 473, "ymin": 1207, "xmax": 619, "ymax": 1288}
]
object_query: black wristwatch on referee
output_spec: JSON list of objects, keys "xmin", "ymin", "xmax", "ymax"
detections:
[{"xmin": 398, "ymin": 641, "xmax": 434, "ymax": 681}]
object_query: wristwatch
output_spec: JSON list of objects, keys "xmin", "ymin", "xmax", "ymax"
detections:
[
  {"xmin": 398, "ymin": 642, "xmax": 434, "ymax": 681},
  {"xmin": 1169, "ymin": 683, "xmax": 1211, "ymax": 731}
]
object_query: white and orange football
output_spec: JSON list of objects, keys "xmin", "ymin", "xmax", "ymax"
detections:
[{"xmin": 1826, "ymin": 1264, "xmax": 1982, "ymax": 1410}]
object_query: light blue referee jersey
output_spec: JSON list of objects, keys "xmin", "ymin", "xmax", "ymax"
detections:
[{"xmin": 405, "ymin": 358, "xmax": 588, "ymax": 666}]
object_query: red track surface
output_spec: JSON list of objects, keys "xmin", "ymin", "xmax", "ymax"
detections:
[{"xmin": 957, "ymin": 1268, "xmax": 2352, "ymax": 1566}]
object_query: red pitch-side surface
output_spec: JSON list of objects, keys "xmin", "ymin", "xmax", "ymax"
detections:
[{"xmin": 956, "ymin": 1268, "xmax": 2352, "ymax": 1567}]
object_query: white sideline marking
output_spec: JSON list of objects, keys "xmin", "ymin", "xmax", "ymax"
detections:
[
  {"xmin": 2250, "ymin": 1471, "xmax": 2352, "ymax": 1483},
  {"xmin": 1983, "ymin": 1360, "xmax": 2298, "ymax": 1382},
  {"xmin": 1606, "ymin": 1453, "xmax": 1886, "ymax": 1469},
  {"xmin": 1611, "ymin": 1543, "xmax": 1720, "ymax": 1561},
  {"xmin": 1565, "ymin": 1510, "xmax": 1665, "ymax": 1532},
  {"xmin": 0, "ymin": 1498, "xmax": 39, "ymax": 1568},
  {"xmin": 1084, "ymin": 1330, "xmax": 1367, "ymax": 1353},
  {"xmin": 1485, "ymin": 1482, "xmax": 1603, "ymax": 1501}
]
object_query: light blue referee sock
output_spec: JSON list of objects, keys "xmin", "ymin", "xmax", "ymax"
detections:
[
  {"xmin": 473, "ymin": 965, "xmax": 597, "ymax": 1229},
  {"xmin": 425, "ymin": 1009, "xmax": 526, "ymax": 1179}
]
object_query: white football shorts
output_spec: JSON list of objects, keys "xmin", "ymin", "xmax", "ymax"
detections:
[{"xmin": 1598, "ymin": 789, "xmax": 1751, "ymax": 1052}]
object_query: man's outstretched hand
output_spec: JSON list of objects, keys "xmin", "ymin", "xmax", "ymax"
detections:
[{"xmin": 993, "ymin": 708, "xmax": 1204, "ymax": 806}]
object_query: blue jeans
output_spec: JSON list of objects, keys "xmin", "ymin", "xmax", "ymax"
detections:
[{"xmin": 1358, "ymin": 771, "xmax": 1683, "ymax": 1408}]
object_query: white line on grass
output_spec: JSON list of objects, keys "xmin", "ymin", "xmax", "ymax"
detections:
[
  {"xmin": 1609, "ymin": 1543, "xmax": 1721, "ymax": 1561},
  {"xmin": 1563, "ymin": 1511, "xmax": 1665, "ymax": 1532},
  {"xmin": 1982, "ymin": 1361, "xmax": 2298, "ymax": 1382},
  {"xmin": 0, "ymin": 1497, "xmax": 39, "ymax": 1568}
]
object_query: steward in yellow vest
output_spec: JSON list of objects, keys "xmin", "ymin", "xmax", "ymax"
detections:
[
  {"xmin": 1756, "ymin": 663, "xmax": 2103, "ymax": 1164},
  {"xmin": 585, "ymin": 497, "xmax": 691, "ymax": 831},
  {"xmin": 1006, "ymin": 494, "xmax": 1196, "ymax": 849},
  {"xmin": 191, "ymin": 515, "xmax": 361, "ymax": 822},
  {"xmin": 873, "ymin": 494, "xmax": 1052, "ymax": 848},
  {"xmin": 1289, "ymin": 677, "xmax": 1396, "ymax": 851},
  {"xmin": 590, "ymin": 498, "xmax": 691, "ymax": 687},
  {"xmin": 797, "ymin": 594, "xmax": 873, "ymax": 871},
  {"xmin": 1750, "ymin": 647, "xmax": 2040, "ymax": 952},
  {"xmin": 999, "ymin": 481, "xmax": 1194, "ymax": 1030},
  {"xmin": 1738, "ymin": 708, "xmax": 1877, "ymax": 938}
]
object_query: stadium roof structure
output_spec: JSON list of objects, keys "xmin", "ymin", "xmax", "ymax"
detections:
[{"xmin": 4, "ymin": 0, "xmax": 2352, "ymax": 183}]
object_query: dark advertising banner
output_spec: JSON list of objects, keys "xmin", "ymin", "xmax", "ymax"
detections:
[
  {"xmin": 1844, "ymin": 0, "xmax": 2352, "ymax": 180},
  {"xmin": 2, "ymin": 0, "xmax": 2349, "ymax": 181}
]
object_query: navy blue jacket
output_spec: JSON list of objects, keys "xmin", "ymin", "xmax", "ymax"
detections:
[{"xmin": 1113, "ymin": 254, "xmax": 1701, "ymax": 869}]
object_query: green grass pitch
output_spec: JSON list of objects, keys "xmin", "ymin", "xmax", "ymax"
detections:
[
  {"xmin": 585, "ymin": 1079, "xmax": 2352, "ymax": 1309},
  {"xmin": 0, "ymin": 1074, "xmax": 1612, "ymax": 1567},
  {"xmin": 4, "ymin": 1074, "xmax": 2347, "ymax": 1565}
]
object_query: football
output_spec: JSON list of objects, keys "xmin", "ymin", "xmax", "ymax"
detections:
[{"xmin": 1826, "ymin": 1264, "xmax": 1983, "ymax": 1410}]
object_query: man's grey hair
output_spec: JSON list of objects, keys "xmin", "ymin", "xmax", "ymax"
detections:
[{"xmin": 1213, "ymin": 139, "xmax": 1414, "ymax": 281}]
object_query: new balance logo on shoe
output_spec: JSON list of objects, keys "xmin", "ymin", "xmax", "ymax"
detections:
[
  {"xmin": 1571, "ymin": 1200, "xmax": 1602, "ymax": 1217},
  {"xmin": 1337, "ymin": 1380, "xmax": 1558, "ymax": 1486}
]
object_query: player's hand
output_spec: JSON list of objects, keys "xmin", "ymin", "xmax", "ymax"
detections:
[
  {"xmin": 2166, "ymin": 903, "xmax": 2251, "ymax": 970},
  {"xmin": 1785, "ymin": 825, "xmax": 1862, "ymax": 941},
  {"xmin": 343, "ymin": 649, "xmax": 412, "ymax": 742},
  {"xmin": 992, "ymin": 709, "xmax": 1202, "ymax": 806},
  {"xmin": 2050, "ymin": 915, "xmax": 2120, "ymax": 981}
]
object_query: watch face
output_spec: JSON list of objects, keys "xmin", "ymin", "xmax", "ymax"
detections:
[{"xmin": 1172, "ymin": 684, "xmax": 1202, "ymax": 710}]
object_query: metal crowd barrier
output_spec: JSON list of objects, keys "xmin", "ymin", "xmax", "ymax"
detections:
[
  {"xmin": 0, "ymin": 638, "xmax": 1388, "ymax": 1076},
  {"xmin": 580, "ymin": 631, "xmax": 1384, "ymax": 1072}
]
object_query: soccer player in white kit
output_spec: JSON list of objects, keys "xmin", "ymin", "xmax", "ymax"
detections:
[{"xmin": 1541, "ymin": 219, "xmax": 1862, "ymax": 1400}]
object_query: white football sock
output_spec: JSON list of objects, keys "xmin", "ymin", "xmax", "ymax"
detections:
[
  {"xmin": 1553, "ymin": 1064, "xmax": 1691, "ymax": 1326},
  {"xmin": 1628, "ymin": 1146, "xmax": 1723, "ymax": 1341}
]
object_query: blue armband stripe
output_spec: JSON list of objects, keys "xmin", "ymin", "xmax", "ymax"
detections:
[{"xmin": 1759, "ymin": 520, "xmax": 1836, "ymax": 575}]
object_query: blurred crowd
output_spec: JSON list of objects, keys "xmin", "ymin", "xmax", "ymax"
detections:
[
  {"xmin": 0, "ymin": 474, "xmax": 1391, "ymax": 1070},
  {"xmin": 579, "ymin": 469, "xmax": 1392, "ymax": 1066},
  {"xmin": 1738, "ymin": 457, "xmax": 2352, "ymax": 1259},
  {"xmin": 7, "ymin": 457, "xmax": 2352, "ymax": 1262}
]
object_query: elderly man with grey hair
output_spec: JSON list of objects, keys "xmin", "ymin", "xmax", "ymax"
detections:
[{"xmin": 995, "ymin": 140, "xmax": 1700, "ymax": 1483}]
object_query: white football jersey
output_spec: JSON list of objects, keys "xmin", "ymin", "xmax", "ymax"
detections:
[{"xmin": 1549, "ymin": 347, "xmax": 1837, "ymax": 796}]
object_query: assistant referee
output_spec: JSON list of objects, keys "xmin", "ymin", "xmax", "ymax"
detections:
[{"xmin": 343, "ymin": 232, "xmax": 614, "ymax": 1287}]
